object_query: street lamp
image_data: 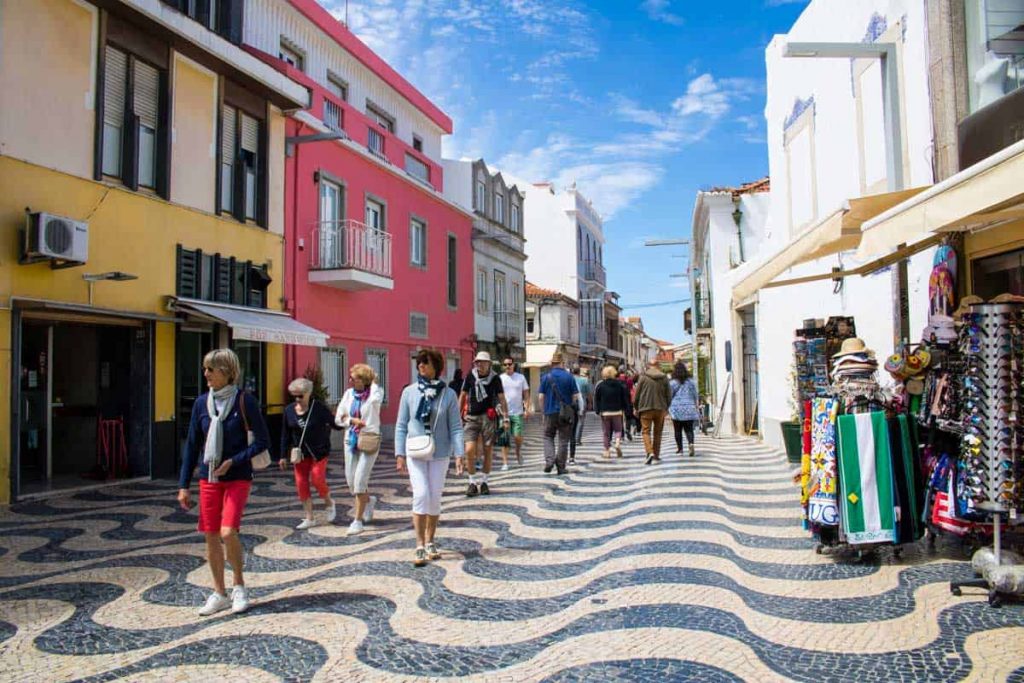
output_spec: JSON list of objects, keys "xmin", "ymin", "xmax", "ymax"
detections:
[{"xmin": 83, "ymin": 271, "xmax": 138, "ymax": 305}]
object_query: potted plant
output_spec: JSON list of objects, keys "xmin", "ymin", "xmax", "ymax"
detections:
[{"xmin": 780, "ymin": 362, "xmax": 803, "ymax": 463}]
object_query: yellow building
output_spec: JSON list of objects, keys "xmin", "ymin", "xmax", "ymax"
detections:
[{"xmin": 0, "ymin": 0, "xmax": 323, "ymax": 502}]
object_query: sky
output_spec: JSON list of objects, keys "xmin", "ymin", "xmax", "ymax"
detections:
[{"xmin": 328, "ymin": 0, "xmax": 810, "ymax": 343}]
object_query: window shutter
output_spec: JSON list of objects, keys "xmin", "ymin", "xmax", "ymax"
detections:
[
  {"xmin": 104, "ymin": 47, "xmax": 128, "ymax": 128},
  {"xmin": 215, "ymin": 255, "xmax": 232, "ymax": 303},
  {"xmin": 176, "ymin": 246, "xmax": 199, "ymax": 299},
  {"xmin": 133, "ymin": 61, "xmax": 160, "ymax": 131},
  {"xmin": 240, "ymin": 113, "xmax": 259, "ymax": 153},
  {"xmin": 221, "ymin": 105, "xmax": 237, "ymax": 163}
]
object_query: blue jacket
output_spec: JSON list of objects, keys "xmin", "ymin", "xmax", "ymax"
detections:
[
  {"xmin": 179, "ymin": 391, "xmax": 269, "ymax": 489},
  {"xmin": 394, "ymin": 385, "xmax": 465, "ymax": 461}
]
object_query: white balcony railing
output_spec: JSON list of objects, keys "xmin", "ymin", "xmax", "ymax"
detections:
[
  {"xmin": 405, "ymin": 153, "xmax": 430, "ymax": 184},
  {"xmin": 310, "ymin": 219, "xmax": 392, "ymax": 278}
]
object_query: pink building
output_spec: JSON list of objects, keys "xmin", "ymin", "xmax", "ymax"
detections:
[{"xmin": 244, "ymin": 0, "xmax": 475, "ymax": 429}]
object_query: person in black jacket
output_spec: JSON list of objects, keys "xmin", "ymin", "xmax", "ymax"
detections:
[
  {"xmin": 594, "ymin": 365, "xmax": 630, "ymax": 458},
  {"xmin": 280, "ymin": 377, "xmax": 341, "ymax": 529},
  {"xmin": 448, "ymin": 368, "xmax": 464, "ymax": 395}
]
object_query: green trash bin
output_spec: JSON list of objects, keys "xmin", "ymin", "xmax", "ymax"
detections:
[{"xmin": 780, "ymin": 421, "xmax": 803, "ymax": 464}]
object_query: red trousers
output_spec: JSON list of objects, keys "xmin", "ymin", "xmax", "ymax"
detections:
[{"xmin": 294, "ymin": 456, "xmax": 330, "ymax": 501}]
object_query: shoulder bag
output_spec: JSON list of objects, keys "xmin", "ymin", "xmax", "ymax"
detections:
[
  {"xmin": 239, "ymin": 392, "xmax": 272, "ymax": 470},
  {"xmin": 352, "ymin": 392, "xmax": 381, "ymax": 454},
  {"xmin": 406, "ymin": 392, "xmax": 446, "ymax": 461},
  {"xmin": 550, "ymin": 375, "xmax": 575, "ymax": 426},
  {"xmin": 290, "ymin": 400, "xmax": 313, "ymax": 464}
]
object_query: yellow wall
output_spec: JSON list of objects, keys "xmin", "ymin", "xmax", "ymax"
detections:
[
  {"xmin": 0, "ymin": 0, "xmax": 97, "ymax": 179},
  {"xmin": 170, "ymin": 54, "xmax": 218, "ymax": 214},
  {"xmin": 154, "ymin": 322, "xmax": 177, "ymax": 422},
  {"xmin": 267, "ymin": 105, "xmax": 286, "ymax": 236}
]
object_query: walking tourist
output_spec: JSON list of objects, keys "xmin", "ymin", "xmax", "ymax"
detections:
[
  {"xmin": 448, "ymin": 368, "xmax": 463, "ymax": 395},
  {"xmin": 594, "ymin": 364, "xmax": 629, "ymax": 458},
  {"xmin": 458, "ymin": 351, "xmax": 509, "ymax": 496},
  {"xmin": 395, "ymin": 348, "xmax": 465, "ymax": 566},
  {"xmin": 177, "ymin": 348, "xmax": 266, "ymax": 617},
  {"xmin": 618, "ymin": 367, "xmax": 636, "ymax": 441},
  {"xmin": 634, "ymin": 359, "xmax": 671, "ymax": 465},
  {"xmin": 538, "ymin": 352, "xmax": 580, "ymax": 474},
  {"xmin": 499, "ymin": 358, "xmax": 530, "ymax": 468},
  {"xmin": 335, "ymin": 364, "xmax": 383, "ymax": 535},
  {"xmin": 669, "ymin": 362, "xmax": 701, "ymax": 457},
  {"xmin": 280, "ymin": 378, "xmax": 339, "ymax": 529}
]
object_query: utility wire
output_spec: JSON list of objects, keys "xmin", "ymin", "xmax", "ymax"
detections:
[{"xmin": 620, "ymin": 298, "xmax": 691, "ymax": 309}]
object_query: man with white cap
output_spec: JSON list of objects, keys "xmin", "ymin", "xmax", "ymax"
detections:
[{"xmin": 459, "ymin": 351, "xmax": 509, "ymax": 496}]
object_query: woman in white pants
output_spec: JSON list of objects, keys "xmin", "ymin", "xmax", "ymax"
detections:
[
  {"xmin": 394, "ymin": 348, "xmax": 465, "ymax": 567},
  {"xmin": 335, "ymin": 363, "xmax": 384, "ymax": 536}
]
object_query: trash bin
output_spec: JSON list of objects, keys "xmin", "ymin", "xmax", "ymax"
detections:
[{"xmin": 780, "ymin": 421, "xmax": 803, "ymax": 464}]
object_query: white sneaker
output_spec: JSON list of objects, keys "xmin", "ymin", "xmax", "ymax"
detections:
[
  {"xmin": 363, "ymin": 496, "xmax": 377, "ymax": 524},
  {"xmin": 296, "ymin": 518, "xmax": 316, "ymax": 530},
  {"xmin": 347, "ymin": 519, "xmax": 364, "ymax": 536},
  {"xmin": 198, "ymin": 592, "xmax": 231, "ymax": 616},
  {"xmin": 500, "ymin": 464, "xmax": 509, "ymax": 471},
  {"xmin": 231, "ymin": 585, "xmax": 249, "ymax": 614},
  {"xmin": 325, "ymin": 501, "xmax": 337, "ymax": 523}
]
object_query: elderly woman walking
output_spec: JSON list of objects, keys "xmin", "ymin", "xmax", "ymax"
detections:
[
  {"xmin": 594, "ymin": 364, "xmax": 630, "ymax": 459},
  {"xmin": 335, "ymin": 364, "xmax": 384, "ymax": 536},
  {"xmin": 395, "ymin": 348, "xmax": 464, "ymax": 567},
  {"xmin": 669, "ymin": 362, "xmax": 701, "ymax": 457},
  {"xmin": 178, "ymin": 348, "xmax": 267, "ymax": 617},
  {"xmin": 280, "ymin": 378, "xmax": 340, "ymax": 529}
]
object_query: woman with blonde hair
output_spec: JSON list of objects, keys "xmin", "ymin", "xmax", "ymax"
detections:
[
  {"xmin": 335, "ymin": 363, "xmax": 384, "ymax": 535},
  {"xmin": 593, "ymin": 364, "xmax": 630, "ymax": 459},
  {"xmin": 178, "ymin": 348, "xmax": 267, "ymax": 617},
  {"xmin": 280, "ymin": 377, "xmax": 341, "ymax": 529}
]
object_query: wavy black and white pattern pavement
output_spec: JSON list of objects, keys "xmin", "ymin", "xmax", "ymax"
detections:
[{"xmin": 0, "ymin": 419, "xmax": 1022, "ymax": 681}]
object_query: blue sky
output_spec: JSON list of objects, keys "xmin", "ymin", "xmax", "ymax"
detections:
[{"xmin": 330, "ymin": 0, "xmax": 809, "ymax": 343}]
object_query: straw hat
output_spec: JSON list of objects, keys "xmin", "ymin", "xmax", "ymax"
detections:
[{"xmin": 832, "ymin": 337, "xmax": 869, "ymax": 359}]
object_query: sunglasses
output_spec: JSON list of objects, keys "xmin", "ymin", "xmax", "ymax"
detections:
[
  {"xmin": 503, "ymin": 362, "xmax": 514, "ymax": 366},
  {"xmin": 291, "ymin": 394, "xmax": 305, "ymax": 400}
]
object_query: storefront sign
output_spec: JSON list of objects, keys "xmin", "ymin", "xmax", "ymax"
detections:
[{"xmin": 233, "ymin": 326, "xmax": 326, "ymax": 347}]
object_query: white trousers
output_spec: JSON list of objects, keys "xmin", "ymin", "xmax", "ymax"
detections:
[{"xmin": 408, "ymin": 457, "xmax": 449, "ymax": 516}]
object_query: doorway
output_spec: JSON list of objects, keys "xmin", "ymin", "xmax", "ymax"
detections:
[
  {"xmin": 176, "ymin": 328, "xmax": 213, "ymax": 470},
  {"xmin": 739, "ymin": 306, "xmax": 760, "ymax": 436}
]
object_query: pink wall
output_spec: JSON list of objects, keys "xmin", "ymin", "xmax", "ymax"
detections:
[{"xmin": 283, "ymin": 116, "xmax": 474, "ymax": 424}]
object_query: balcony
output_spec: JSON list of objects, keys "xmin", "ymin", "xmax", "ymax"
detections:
[
  {"xmin": 308, "ymin": 220, "xmax": 394, "ymax": 291},
  {"xmin": 695, "ymin": 295, "xmax": 712, "ymax": 329},
  {"xmin": 581, "ymin": 326, "xmax": 607, "ymax": 348},
  {"xmin": 405, "ymin": 153, "xmax": 430, "ymax": 185},
  {"xmin": 580, "ymin": 259, "xmax": 606, "ymax": 286},
  {"xmin": 494, "ymin": 311, "xmax": 520, "ymax": 341}
]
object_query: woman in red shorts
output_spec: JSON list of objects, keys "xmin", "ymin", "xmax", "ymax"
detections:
[{"xmin": 177, "ymin": 348, "xmax": 269, "ymax": 617}]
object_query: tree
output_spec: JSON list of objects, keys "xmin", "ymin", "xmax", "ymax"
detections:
[{"xmin": 303, "ymin": 363, "xmax": 329, "ymax": 404}]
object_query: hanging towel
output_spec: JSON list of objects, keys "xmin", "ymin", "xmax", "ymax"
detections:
[
  {"xmin": 838, "ymin": 411, "xmax": 896, "ymax": 545},
  {"xmin": 807, "ymin": 398, "xmax": 840, "ymax": 526},
  {"xmin": 887, "ymin": 415, "xmax": 922, "ymax": 544},
  {"xmin": 800, "ymin": 400, "xmax": 813, "ymax": 526}
]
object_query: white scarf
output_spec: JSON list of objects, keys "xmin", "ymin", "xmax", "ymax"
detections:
[
  {"xmin": 471, "ymin": 368, "xmax": 492, "ymax": 403},
  {"xmin": 204, "ymin": 384, "xmax": 238, "ymax": 482}
]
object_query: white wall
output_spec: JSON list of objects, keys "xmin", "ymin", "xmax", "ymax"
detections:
[
  {"xmin": 441, "ymin": 158, "xmax": 472, "ymax": 210},
  {"xmin": 521, "ymin": 183, "xmax": 576, "ymax": 297}
]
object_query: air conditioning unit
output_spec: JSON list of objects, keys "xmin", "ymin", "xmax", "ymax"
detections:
[{"xmin": 24, "ymin": 212, "xmax": 89, "ymax": 264}]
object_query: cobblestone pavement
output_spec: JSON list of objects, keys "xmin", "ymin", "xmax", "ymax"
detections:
[{"xmin": 0, "ymin": 418, "xmax": 1022, "ymax": 682}]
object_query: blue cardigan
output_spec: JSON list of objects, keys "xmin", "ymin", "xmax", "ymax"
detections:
[
  {"xmin": 179, "ymin": 391, "xmax": 269, "ymax": 489},
  {"xmin": 394, "ymin": 385, "xmax": 465, "ymax": 461}
]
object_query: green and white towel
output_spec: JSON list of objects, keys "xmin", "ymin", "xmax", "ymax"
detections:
[{"xmin": 837, "ymin": 412, "xmax": 896, "ymax": 545}]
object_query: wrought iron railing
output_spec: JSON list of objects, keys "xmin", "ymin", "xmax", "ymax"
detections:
[
  {"xmin": 494, "ymin": 311, "xmax": 520, "ymax": 341},
  {"xmin": 310, "ymin": 219, "xmax": 392, "ymax": 278},
  {"xmin": 580, "ymin": 259, "xmax": 606, "ymax": 286}
]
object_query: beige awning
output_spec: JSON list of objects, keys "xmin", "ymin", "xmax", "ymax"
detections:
[
  {"xmin": 858, "ymin": 138, "xmax": 1024, "ymax": 259},
  {"xmin": 731, "ymin": 187, "xmax": 926, "ymax": 303},
  {"xmin": 171, "ymin": 298, "xmax": 329, "ymax": 347}
]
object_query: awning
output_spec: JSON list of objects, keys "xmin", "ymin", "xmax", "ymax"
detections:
[
  {"xmin": 171, "ymin": 298, "xmax": 328, "ymax": 347},
  {"xmin": 731, "ymin": 187, "xmax": 926, "ymax": 302},
  {"xmin": 858, "ymin": 138, "xmax": 1024, "ymax": 260}
]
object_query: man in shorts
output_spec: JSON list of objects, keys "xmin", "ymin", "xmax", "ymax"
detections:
[
  {"xmin": 499, "ymin": 358, "xmax": 531, "ymax": 469},
  {"xmin": 459, "ymin": 351, "xmax": 509, "ymax": 496}
]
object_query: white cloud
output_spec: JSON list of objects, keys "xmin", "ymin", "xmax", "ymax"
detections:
[
  {"xmin": 641, "ymin": 0, "xmax": 685, "ymax": 26},
  {"xmin": 672, "ymin": 74, "xmax": 759, "ymax": 117}
]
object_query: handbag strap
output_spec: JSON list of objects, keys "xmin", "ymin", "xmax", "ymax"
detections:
[
  {"xmin": 297, "ymin": 400, "xmax": 313, "ymax": 452},
  {"xmin": 425, "ymin": 391, "xmax": 446, "ymax": 435},
  {"xmin": 238, "ymin": 390, "xmax": 250, "ymax": 432},
  {"xmin": 550, "ymin": 373, "xmax": 570, "ymax": 407}
]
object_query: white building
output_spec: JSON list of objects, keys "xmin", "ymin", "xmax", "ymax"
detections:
[
  {"xmin": 524, "ymin": 282, "xmax": 580, "ymax": 396},
  {"xmin": 442, "ymin": 158, "xmax": 527, "ymax": 362},
  {"xmin": 520, "ymin": 182, "xmax": 608, "ymax": 366}
]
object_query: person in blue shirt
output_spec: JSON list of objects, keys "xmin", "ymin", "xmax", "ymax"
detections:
[{"xmin": 537, "ymin": 351, "xmax": 580, "ymax": 474}]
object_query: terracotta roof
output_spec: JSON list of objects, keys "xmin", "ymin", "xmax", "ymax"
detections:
[
  {"xmin": 709, "ymin": 176, "xmax": 770, "ymax": 196},
  {"xmin": 525, "ymin": 282, "xmax": 557, "ymax": 298}
]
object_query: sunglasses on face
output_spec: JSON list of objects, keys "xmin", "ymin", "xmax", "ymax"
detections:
[{"xmin": 291, "ymin": 394, "xmax": 305, "ymax": 400}]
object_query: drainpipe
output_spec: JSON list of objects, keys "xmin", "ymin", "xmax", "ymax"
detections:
[{"xmin": 731, "ymin": 196, "xmax": 745, "ymax": 263}]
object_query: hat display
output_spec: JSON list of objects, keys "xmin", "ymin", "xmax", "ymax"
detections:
[
  {"xmin": 833, "ymin": 337, "xmax": 868, "ymax": 359},
  {"xmin": 831, "ymin": 338, "xmax": 879, "ymax": 383},
  {"xmin": 474, "ymin": 351, "xmax": 492, "ymax": 363}
]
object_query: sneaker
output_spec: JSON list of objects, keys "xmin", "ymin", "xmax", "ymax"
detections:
[
  {"xmin": 689, "ymin": 446, "xmax": 695, "ymax": 457},
  {"xmin": 198, "ymin": 592, "xmax": 231, "ymax": 617},
  {"xmin": 414, "ymin": 547, "xmax": 428, "ymax": 567},
  {"xmin": 466, "ymin": 483, "xmax": 479, "ymax": 497},
  {"xmin": 479, "ymin": 482, "xmax": 490, "ymax": 495},
  {"xmin": 231, "ymin": 585, "xmax": 249, "ymax": 614},
  {"xmin": 615, "ymin": 439, "xmax": 623, "ymax": 458},
  {"xmin": 500, "ymin": 464, "xmax": 509, "ymax": 472},
  {"xmin": 644, "ymin": 453, "xmax": 655, "ymax": 465},
  {"xmin": 325, "ymin": 501, "xmax": 337, "ymax": 523},
  {"xmin": 363, "ymin": 496, "xmax": 377, "ymax": 523},
  {"xmin": 676, "ymin": 448, "xmax": 683, "ymax": 454},
  {"xmin": 347, "ymin": 519, "xmax": 364, "ymax": 536},
  {"xmin": 296, "ymin": 518, "xmax": 316, "ymax": 530},
  {"xmin": 425, "ymin": 542, "xmax": 441, "ymax": 560},
  {"xmin": 569, "ymin": 456, "xmax": 576, "ymax": 464},
  {"xmin": 543, "ymin": 464, "xmax": 554, "ymax": 473}
]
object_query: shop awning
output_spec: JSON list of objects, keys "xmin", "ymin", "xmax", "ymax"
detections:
[
  {"xmin": 170, "ymin": 298, "xmax": 328, "ymax": 347},
  {"xmin": 858, "ymin": 138, "xmax": 1024, "ymax": 260},
  {"xmin": 731, "ymin": 187, "xmax": 927, "ymax": 302}
]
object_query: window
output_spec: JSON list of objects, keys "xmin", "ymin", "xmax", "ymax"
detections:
[
  {"xmin": 494, "ymin": 192, "xmax": 505, "ymax": 223},
  {"xmin": 412, "ymin": 134, "xmax": 423, "ymax": 152},
  {"xmin": 405, "ymin": 153, "xmax": 430, "ymax": 183},
  {"xmin": 368, "ymin": 127, "xmax": 385, "ymax": 157},
  {"xmin": 972, "ymin": 248, "xmax": 1024, "ymax": 300},
  {"xmin": 409, "ymin": 312, "xmax": 428, "ymax": 338},
  {"xmin": 324, "ymin": 99, "xmax": 343, "ymax": 133},
  {"xmin": 366, "ymin": 349, "xmax": 388, "ymax": 401},
  {"xmin": 494, "ymin": 270, "xmax": 506, "ymax": 312},
  {"xmin": 327, "ymin": 72, "xmax": 348, "ymax": 101},
  {"xmin": 965, "ymin": 0, "xmax": 1024, "ymax": 113},
  {"xmin": 447, "ymin": 235, "xmax": 458, "ymax": 307},
  {"xmin": 512, "ymin": 282, "xmax": 521, "ymax": 312},
  {"xmin": 511, "ymin": 203, "xmax": 520, "ymax": 233},
  {"xmin": 319, "ymin": 347, "xmax": 347, "ymax": 405},
  {"xmin": 410, "ymin": 217, "xmax": 426, "ymax": 266},
  {"xmin": 219, "ymin": 103, "xmax": 264, "ymax": 223},
  {"xmin": 366, "ymin": 103, "xmax": 395, "ymax": 132},
  {"xmin": 477, "ymin": 269, "xmax": 488, "ymax": 314},
  {"xmin": 176, "ymin": 245, "xmax": 270, "ymax": 308},
  {"xmin": 365, "ymin": 198, "xmax": 385, "ymax": 231},
  {"xmin": 163, "ymin": 0, "xmax": 241, "ymax": 43},
  {"xmin": 568, "ymin": 314, "xmax": 576, "ymax": 342},
  {"xmin": 526, "ymin": 315, "xmax": 536, "ymax": 335},
  {"xmin": 279, "ymin": 39, "xmax": 304, "ymax": 71},
  {"xmin": 784, "ymin": 102, "xmax": 817, "ymax": 233},
  {"xmin": 100, "ymin": 45, "xmax": 167, "ymax": 194},
  {"xmin": 319, "ymin": 179, "xmax": 344, "ymax": 268},
  {"xmin": 475, "ymin": 180, "xmax": 487, "ymax": 214},
  {"xmin": 577, "ymin": 226, "xmax": 582, "ymax": 258}
]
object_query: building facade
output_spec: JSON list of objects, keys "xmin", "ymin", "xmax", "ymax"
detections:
[
  {"xmin": 442, "ymin": 159, "xmax": 527, "ymax": 364},
  {"xmin": 0, "ymin": 0, "xmax": 321, "ymax": 502},
  {"xmin": 241, "ymin": 0, "xmax": 475, "ymax": 431},
  {"xmin": 524, "ymin": 282, "xmax": 579, "ymax": 397}
]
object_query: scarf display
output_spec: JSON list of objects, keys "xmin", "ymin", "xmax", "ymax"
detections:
[
  {"xmin": 799, "ymin": 400, "xmax": 813, "ymax": 523},
  {"xmin": 837, "ymin": 411, "xmax": 897, "ymax": 545},
  {"xmin": 204, "ymin": 384, "xmax": 238, "ymax": 483},
  {"xmin": 347, "ymin": 386, "xmax": 370, "ymax": 450},
  {"xmin": 415, "ymin": 375, "xmax": 446, "ymax": 427},
  {"xmin": 471, "ymin": 368, "xmax": 493, "ymax": 403},
  {"xmin": 807, "ymin": 398, "xmax": 840, "ymax": 526}
]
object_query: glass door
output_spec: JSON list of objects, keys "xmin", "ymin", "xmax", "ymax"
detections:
[
  {"xmin": 19, "ymin": 322, "xmax": 52, "ymax": 490},
  {"xmin": 177, "ymin": 329, "xmax": 213, "ymax": 453},
  {"xmin": 320, "ymin": 180, "xmax": 343, "ymax": 268}
]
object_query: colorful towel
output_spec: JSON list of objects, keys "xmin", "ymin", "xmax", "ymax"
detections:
[
  {"xmin": 800, "ymin": 400, "xmax": 813, "ymax": 524},
  {"xmin": 807, "ymin": 398, "xmax": 840, "ymax": 526},
  {"xmin": 838, "ymin": 412, "xmax": 896, "ymax": 545},
  {"xmin": 887, "ymin": 415, "xmax": 921, "ymax": 543}
]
